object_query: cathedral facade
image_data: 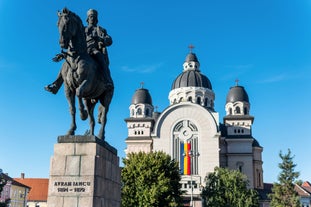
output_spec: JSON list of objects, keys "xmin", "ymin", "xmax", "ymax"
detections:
[{"xmin": 124, "ymin": 51, "xmax": 264, "ymax": 205}]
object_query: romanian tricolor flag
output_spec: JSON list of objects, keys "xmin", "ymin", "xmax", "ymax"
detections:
[{"xmin": 181, "ymin": 141, "xmax": 191, "ymax": 175}]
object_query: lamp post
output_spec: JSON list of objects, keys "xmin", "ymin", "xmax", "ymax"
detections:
[{"xmin": 188, "ymin": 150, "xmax": 199, "ymax": 207}]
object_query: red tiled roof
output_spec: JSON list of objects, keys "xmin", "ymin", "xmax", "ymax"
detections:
[
  {"xmin": 2, "ymin": 174, "xmax": 30, "ymax": 189},
  {"xmin": 302, "ymin": 181, "xmax": 311, "ymax": 194},
  {"xmin": 14, "ymin": 178, "xmax": 48, "ymax": 201},
  {"xmin": 295, "ymin": 184, "xmax": 310, "ymax": 197}
]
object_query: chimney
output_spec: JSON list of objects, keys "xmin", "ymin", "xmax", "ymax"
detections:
[{"xmin": 21, "ymin": 173, "xmax": 25, "ymax": 179}]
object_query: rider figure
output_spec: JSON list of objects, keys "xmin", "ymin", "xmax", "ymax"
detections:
[{"xmin": 45, "ymin": 9, "xmax": 113, "ymax": 94}]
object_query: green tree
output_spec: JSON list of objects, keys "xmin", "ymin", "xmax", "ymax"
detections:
[
  {"xmin": 201, "ymin": 167, "xmax": 259, "ymax": 207},
  {"xmin": 121, "ymin": 151, "xmax": 183, "ymax": 207},
  {"xmin": 269, "ymin": 149, "xmax": 300, "ymax": 207}
]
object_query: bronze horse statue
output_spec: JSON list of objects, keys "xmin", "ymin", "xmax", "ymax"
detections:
[{"xmin": 55, "ymin": 8, "xmax": 113, "ymax": 139}]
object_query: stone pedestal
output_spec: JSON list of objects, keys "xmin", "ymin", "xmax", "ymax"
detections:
[{"xmin": 47, "ymin": 135, "xmax": 121, "ymax": 207}]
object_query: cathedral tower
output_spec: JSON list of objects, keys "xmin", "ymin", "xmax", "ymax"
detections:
[
  {"xmin": 221, "ymin": 83, "xmax": 264, "ymax": 189},
  {"xmin": 124, "ymin": 86, "xmax": 155, "ymax": 155}
]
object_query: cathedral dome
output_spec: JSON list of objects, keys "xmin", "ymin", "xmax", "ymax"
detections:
[
  {"xmin": 131, "ymin": 88, "xmax": 153, "ymax": 105},
  {"xmin": 226, "ymin": 85, "xmax": 249, "ymax": 103},
  {"xmin": 171, "ymin": 53, "xmax": 212, "ymax": 90}
]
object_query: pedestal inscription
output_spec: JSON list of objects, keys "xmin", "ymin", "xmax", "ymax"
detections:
[{"xmin": 47, "ymin": 135, "xmax": 121, "ymax": 207}]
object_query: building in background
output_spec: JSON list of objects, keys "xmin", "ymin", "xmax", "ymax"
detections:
[
  {"xmin": 0, "ymin": 172, "xmax": 30, "ymax": 207},
  {"xmin": 14, "ymin": 173, "xmax": 48, "ymax": 207},
  {"xmin": 295, "ymin": 181, "xmax": 311, "ymax": 207},
  {"xmin": 124, "ymin": 51, "xmax": 266, "ymax": 206}
]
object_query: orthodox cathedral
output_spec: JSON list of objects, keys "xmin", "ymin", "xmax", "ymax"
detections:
[{"xmin": 124, "ymin": 50, "xmax": 265, "ymax": 205}]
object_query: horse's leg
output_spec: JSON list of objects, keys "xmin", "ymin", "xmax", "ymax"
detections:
[
  {"xmin": 98, "ymin": 89, "xmax": 114, "ymax": 140},
  {"xmin": 78, "ymin": 97, "xmax": 88, "ymax": 121},
  {"xmin": 65, "ymin": 88, "xmax": 77, "ymax": 135},
  {"xmin": 61, "ymin": 63, "xmax": 77, "ymax": 136},
  {"xmin": 84, "ymin": 99, "xmax": 96, "ymax": 136}
]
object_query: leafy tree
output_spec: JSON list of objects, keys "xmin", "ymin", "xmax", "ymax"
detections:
[
  {"xmin": 121, "ymin": 151, "xmax": 183, "ymax": 207},
  {"xmin": 201, "ymin": 167, "xmax": 259, "ymax": 207},
  {"xmin": 269, "ymin": 149, "xmax": 300, "ymax": 207}
]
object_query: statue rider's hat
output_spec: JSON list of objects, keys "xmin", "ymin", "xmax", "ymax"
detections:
[{"xmin": 87, "ymin": 9, "xmax": 98, "ymax": 17}]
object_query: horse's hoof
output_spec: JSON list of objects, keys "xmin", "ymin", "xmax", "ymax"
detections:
[
  {"xmin": 80, "ymin": 110, "xmax": 88, "ymax": 120},
  {"xmin": 97, "ymin": 134, "xmax": 105, "ymax": 140},
  {"xmin": 66, "ymin": 130, "xmax": 75, "ymax": 136}
]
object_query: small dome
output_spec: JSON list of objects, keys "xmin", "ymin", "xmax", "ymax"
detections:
[
  {"xmin": 171, "ymin": 70, "xmax": 212, "ymax": 90},
  {"xmin": 171, "ymin": 52, "xmax": 212, "ymax": 90},
  {"xmin": 131, "ymin": 88, "xmax": 152, "ymax": 105},
  {"xmin": 185, "ymin": 53, "xmax": 199, "ymax": 62},
  {"xmin": 226, "ymin": 85, "xmax": 249, "ymax": 103}
]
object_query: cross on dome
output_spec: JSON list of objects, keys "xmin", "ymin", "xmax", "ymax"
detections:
[
  {"xmin": 140, "ymin": 82, "xmax": 144, "ymax": 88},
  {"xmin": 188, "ymin": 44, "xmax": 195, "ymax": 53},
  {"xmin": 235, "ymin": 79, "xmax": 239, "ymax": 86}
]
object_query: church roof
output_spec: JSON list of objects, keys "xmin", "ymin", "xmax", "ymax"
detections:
[
  {"xmin": 131, "ymin": 88, "xmax": 152, "ymax": 105},
  {"xmin": 171, "ymin": 53, "xmax": 212, "ymax": 90},
  {"xmin": 226, "ymin": 85, "xmax": 249, "ymax": 103}
]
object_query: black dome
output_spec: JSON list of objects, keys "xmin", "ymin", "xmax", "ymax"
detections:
[
  {"xmin": 226, "ymin": 86, "xmax": 249, "ymax": 103},
  {"xmin": 171, "ymin": 70, "xmax": 212, "ymax": 90},
  {"xmin": 131, "ymin": 88, "xmax": 152, "ymax": 105}
]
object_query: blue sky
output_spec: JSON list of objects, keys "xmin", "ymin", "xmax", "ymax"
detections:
[{"xmin": 0, "ymin": 0, "xmax": 310, "ymax": 183}]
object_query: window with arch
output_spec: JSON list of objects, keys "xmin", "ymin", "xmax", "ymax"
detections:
[
  {"xmin": 188, "ymin": 96, "xmax": 192, "ymax": 102},
  {"xmin": 204, "ymin": 98, "xmax": 208, "ymax": 106},
  {"xmin": 172, "ymin": 120, "xmax": 199, "ymax": 175},
  {"xmin": 137, "ymin": 108, "xmax": 142, "ymax": 115},
  {"xmin": 244, "ymin": 107, "xmax": 248, "ymax": 115},
  {"xmin": 229, "ymin": 108, "xmax": 232, "ymax": 115},
  {"xmin": 257, "ymin": 170, "xmax": 262, "ymax": 187},
  {"xmin": 236, "ymin": 162, "xmax": 244, "ymax": 172},
  {"xmin": 196, "ymin": 97, "xmax": 201, "ymax": 105},
  {"xmin": 235, "ymin": 106, "xmax": 241, "ymax": 114},
  {"xmin": 145, "ymin": 108, "xmax": 150, "ymax": 116}
]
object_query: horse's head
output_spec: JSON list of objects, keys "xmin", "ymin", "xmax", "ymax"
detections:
[{"xmin": 57, "ymin": 8, "xmax": 81, "ymax": 49}]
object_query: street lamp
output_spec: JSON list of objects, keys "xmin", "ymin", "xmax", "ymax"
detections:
[{"xmin": 188, "ymin": 150, "xmax": 200, "ymax": 207}]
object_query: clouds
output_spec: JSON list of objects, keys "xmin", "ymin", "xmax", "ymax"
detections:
[
  {"xmin": 120, "ymin": 62, "xmax": 164, "ymax": 74},
  {"xmin": 257, "ymin": 67, "xmax": 311, "ymax": 84},
  {"xmin": 0, "ymin": 58, "xmax": 17, "ymax": 71}
]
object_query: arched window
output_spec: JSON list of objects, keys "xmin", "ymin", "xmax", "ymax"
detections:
[
  {"xmin": 229, "ymin": 108, "xmax": 232, "ymax": 115},
  {"xmin": 196, "ymin": 97, "xmax": 201, "ymax": 104},
  {"xmin": 236, "ymin": 162, "xmax": 244, "ymax": 172},
  {"xmin": 244, "ymin": 107, "xmax": 248, "ymax": 115},
  {"xmin": 131, "ymin": 109, "xmax": 134, "ymax": 116},
  {"xmin": 258, "ymin": 170, "xmax": 262, "ymax": 187},
  {"xmin": 236, "ymin": 106, "xmax": 241, "ymax": 114},
  {"xmin": 188, "ymin": 96, "xmax": 192, "ymax": 102},
  {"xmin": 145, "ymin": 108, "xmax": 150, "ymax": 116},
  {"xmin": 204, "ymin": 98, "xmax": 208, "ymax": 106},
  {"xmin": 137, "ymin": 108, "xmax": 142, "ymax": 115},
  {"xmin": 173, "ymin": 120, "xmax": 199, "ymax": 175}
]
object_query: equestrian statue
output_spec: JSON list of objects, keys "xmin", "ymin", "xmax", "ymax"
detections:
[{"xmin": 45, "ymin": 8, "xmax": 114, "ymax": 140}]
